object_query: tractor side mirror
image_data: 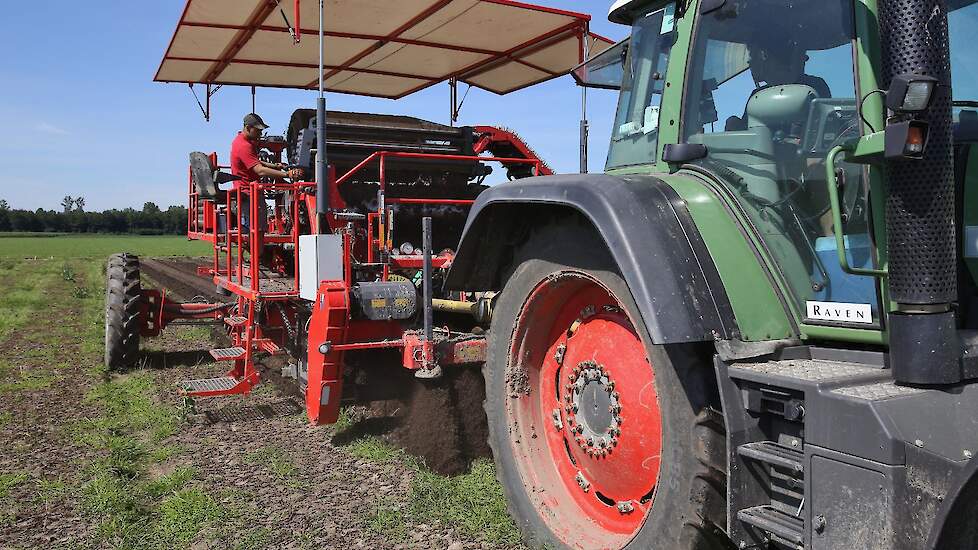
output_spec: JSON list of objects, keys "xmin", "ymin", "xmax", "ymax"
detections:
[
  {"xmin": 573, "ymin": 39, "xmax": 629, "ymax": 90},
  {"xmin": 662, "ymin": 143, "xmax": 708, "ymax": 163}
]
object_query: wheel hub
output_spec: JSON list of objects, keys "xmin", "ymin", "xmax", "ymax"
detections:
[{"xmin": 566, "ymin": 361, "xmax": 622, "ymax": 456}]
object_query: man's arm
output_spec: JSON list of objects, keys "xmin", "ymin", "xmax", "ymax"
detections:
[{"xmin": 252, "ymin": 163, "xmax": 301, "ymax": 180}]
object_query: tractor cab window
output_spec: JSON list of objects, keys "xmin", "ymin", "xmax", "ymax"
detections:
[
  {"xmin": 606, "ymin": 3, "xmax": 677, "ymax": 170},
  {"xmin": 682, "ymin": 0, "xmax": 880, "ymax": 326},
  {"xmin": 950, "ymin": 0, "xmax": 978, "ymax": 137}
]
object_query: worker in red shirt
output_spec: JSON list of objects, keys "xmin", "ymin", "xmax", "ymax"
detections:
[{"xmin": 230, "ymin": 113, "xmax": 301, "ymax": 229}]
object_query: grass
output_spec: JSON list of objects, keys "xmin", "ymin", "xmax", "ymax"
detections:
[
  {"xmin": 333, "ymin": 412, "xmax": 521, "ymax": 545},
  {"xmin": 34, "ymin": 479, "xmax": 71, "ymax": 506},
  {"xmin": 0, "ymin": 259, "xmax": 60, "ymax": 340},
  {"xmin": 0, "ymin": 234, "xmax": 211, "ymax": 259},
  {"xmin": 0, "ymin": 366, "xmax": 58, "ymax": 393},
  {"xmin": 74, "ymin": 374, "xmax": 219, "ymax": 548},
  {"xmin": 0, "ymin": 472, "xmax": 29, "ymax": 499},
  {"xmin": 244, "ymin": 446, "xmax": 306, "ymax": 489}
]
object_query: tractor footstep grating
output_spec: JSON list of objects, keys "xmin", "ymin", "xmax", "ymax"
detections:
[
  {"xmin": 224, "ymin": 316, "xmax": 248, "ymax": 327},
  {"xmin": 737, "ymin": 505, "xmax": 804, "ymax": 546},
  {"xmin": 210, "ymin": 347, "xmax": 246, "ymax": 361},
  {"xmin": 180, "ymin": 376, "xmax": 239, "ymax": 393}
]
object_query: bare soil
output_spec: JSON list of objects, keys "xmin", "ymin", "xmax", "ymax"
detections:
[
  {"xmin": 144, "ymin": 258, "xmax": 494, "ymax": 476},
  {"xmin": 139, "ymin": 258, "xmax": 515, "ymax": 549}
]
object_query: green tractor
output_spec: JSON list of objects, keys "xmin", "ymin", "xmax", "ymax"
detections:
[{"xmin": 445, "ymin": 0, "xmax": 978, "ymax": 548}]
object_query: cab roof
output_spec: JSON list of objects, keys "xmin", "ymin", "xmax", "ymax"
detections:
[{"xmin": 155, "ymin": 0, "xmax": 614, "ymax": 99}]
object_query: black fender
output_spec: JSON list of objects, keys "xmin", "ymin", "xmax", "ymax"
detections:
[
  {"xmin": 926, "ymin": 455, "xmax": 978, "ymax": 549},
  {"xmin": 445, "ymin": 173, "xmax": 738, "ymax": 344}
]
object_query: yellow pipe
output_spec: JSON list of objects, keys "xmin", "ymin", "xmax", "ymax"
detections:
[{"xmin": 432, "ymin": 299, "xmax": 478, "ymax": 316}]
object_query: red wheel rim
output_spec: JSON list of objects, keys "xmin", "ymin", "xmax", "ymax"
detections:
[{"xmin": 506, "ymin": 272, "xmax": 662, "ymax": 549}]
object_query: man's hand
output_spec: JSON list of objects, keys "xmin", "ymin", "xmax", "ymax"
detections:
[{"xmin": 287, "ymin": 168, "xmax": 303, "ymax": 180}]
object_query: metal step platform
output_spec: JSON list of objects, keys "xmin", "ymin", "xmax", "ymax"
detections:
[
  {"xmin": 728, "ymin": 358, "xmax": 888, "ymax": 390},
  {"xmin": 224, "ymin": 316, "xmax": 248, "ymax": 328},
  {"xmin": 738, "ymin": 441, "xmax": 804, "ymax": 474},
  {"xmin": 210, "ymin": 347, "xmax": 246, "ymax": 361},
  {"xmin": 178, "ymin": 376, "xmax": 251, "ymax": 398},
  {"xmin": 737, "ymin": 505, "xmax": 804, "ymax": 549}
]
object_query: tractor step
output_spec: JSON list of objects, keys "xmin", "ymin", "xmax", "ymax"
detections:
[
  {"xmin": 737, "ymin": 505, "xmax": 804, "ymax": 548},
  {"xmin": 738, "ymin": 441, "xmax": 804, "ymax": 474},
  {"xmin": 224, "ymin": 316, "xmax": 248, "ymax": 328},
  {"xmin": 258, "ymin": 339, "xmax": 282, "ymax": 354},
  {"xmin": 209, "ymin": 347, "xmax": 246, "ymax": 361},
  {"xmin": 178, "ymin": 376, "xmax": 247, "ymax": 397}
]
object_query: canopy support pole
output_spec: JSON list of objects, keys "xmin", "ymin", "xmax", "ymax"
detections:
[
  {"xmin": 580, "ymin": 31, "xmax": 590, "ymax": 174},
  {"xmin": 251, "ymin": 86, "xmax": 256, "ymax": 113},
  {"xmin": 315, "ymin": 0, "xmax": 329, "ymax": 233},
  {"xmin": 450, "ymin": 78, "xmax": 457, "ymax": 127}
]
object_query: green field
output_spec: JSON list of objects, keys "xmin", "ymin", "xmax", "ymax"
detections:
[{"xmin": 0, "ymin": 234, "xmax": 211, "ymax": 259}]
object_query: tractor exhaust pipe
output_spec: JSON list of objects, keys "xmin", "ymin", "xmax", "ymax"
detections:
[{"xmin": 879, "ymin": 0, "xmax": 960, "ymax": 384}]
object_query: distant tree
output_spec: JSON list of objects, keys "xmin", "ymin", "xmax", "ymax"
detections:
[
  {"xmin": 74, "ymin": 197, "xmax": 85, "ymax": 212},
  {"xmin": 61, "ymin": 196, "xmax": 75, "ymax": 213},
  {"xmin": 0, "ymin": 199, "xmax": 9, "ymax": 211}
]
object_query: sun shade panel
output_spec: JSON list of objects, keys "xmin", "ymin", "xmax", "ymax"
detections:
[{"xmin": 155, "ymin": 0, "xmax": 614, "ymax": 98}]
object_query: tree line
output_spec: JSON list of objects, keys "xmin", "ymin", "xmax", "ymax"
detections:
[{"xmin": 0, "ymin": 197, "xmax": 188, "ymax": 235}]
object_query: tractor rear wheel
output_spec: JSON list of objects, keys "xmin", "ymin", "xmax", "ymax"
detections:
[
  {"xmin": 104, "ymin": 253, "xmax": 142, "ymax": 370},
  {"xmin": 485, "ymin": 223, "xmax": 729, "ymax": 550}
]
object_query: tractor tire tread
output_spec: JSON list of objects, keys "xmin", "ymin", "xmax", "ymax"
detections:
[{"xmin": 104, "ymin": 253, "xmax": 142, "ymax": 370}]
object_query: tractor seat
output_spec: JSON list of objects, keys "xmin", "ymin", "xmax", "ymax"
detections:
[{"xmin": 189, "ymin": 152, "xmax": 240, "ymax": 200}]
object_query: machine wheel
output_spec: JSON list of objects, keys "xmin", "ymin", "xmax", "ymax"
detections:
[
  {"xmin": 485, "ymin": 223, "xmax": 729, "ymax": 550},
  {"xmin": 104, "ymin": 253, "xmax": 142, "ymax": 370}
]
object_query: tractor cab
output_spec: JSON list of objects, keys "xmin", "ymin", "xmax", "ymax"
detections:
[{"xmin": 577, "ymin": 0, "xmax": 978, "ymax": 340}]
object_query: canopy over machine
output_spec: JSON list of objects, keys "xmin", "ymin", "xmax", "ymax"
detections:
[{"xmin": 155, "ymin": 0, "xmax": 612, "ymax": 99}]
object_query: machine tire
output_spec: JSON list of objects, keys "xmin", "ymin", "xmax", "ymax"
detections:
[
  {"xmin": 104, "ymin": 253, "xmax": 142, "ymax": 371},
  {"xmin": 484, "ymin": 222, "xmax": 730, "ymax": 550}
]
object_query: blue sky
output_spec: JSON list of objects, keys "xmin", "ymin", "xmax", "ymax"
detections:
[{"xmin": 0, "ymin": 1, "xmax": 626, "ymax": 212}]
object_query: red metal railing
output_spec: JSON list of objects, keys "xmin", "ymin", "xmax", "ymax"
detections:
[{"xmin": 333, "ymin": 150, "xmax": 543, "ymax": 268}]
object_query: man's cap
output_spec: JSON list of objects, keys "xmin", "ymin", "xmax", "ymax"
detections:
[{"xmin": 243, "ymin": 113, "xmax": 269, "ymax": 130}]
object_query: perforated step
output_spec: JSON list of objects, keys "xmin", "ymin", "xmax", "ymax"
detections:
[
  {"xmin": 738, "ymin": 442, "xmax": 804, "ymax": 474},
  {"xmin": 179, "ymin": 376, "xmax": 239, "ymax": 394},
  {"xmin": 209, "ymin": 347, "xmax": 246, "ymax": 361},
  {"xmin": 737, "ymin": 505, "xmax": 804, "ymax": 547},
  {"xmin": 224, "ymin": 316, "xmax": 248, "ymax": 328}
]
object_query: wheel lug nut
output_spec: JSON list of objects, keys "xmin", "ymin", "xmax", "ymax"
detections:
[{"xmin": 587, "ymin": 438, "xmax": 594, "ymax": 447}]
